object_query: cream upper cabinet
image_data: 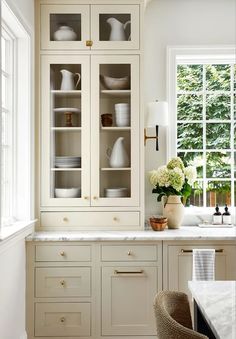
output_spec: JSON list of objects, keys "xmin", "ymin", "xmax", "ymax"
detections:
[{"xmin": 40, "ymin": 3, "xmax": 140, "ymax": 50}]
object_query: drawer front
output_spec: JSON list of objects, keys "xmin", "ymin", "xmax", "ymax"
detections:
[
  {"xmin": 101, "ymin": 245, "xmax": 157, "ymax": 261},
  {"xmin": 35, "ymin": 302, "xmax": 90, "ymax": 337},
  {"xmin": 35, "ymin": 245, "xmax": 91, "ymax": 262},
  {"xmin": 40, "ymin": 211, "xmax": 140, "ymax": 228},
  {"xmin": 35, "ymin": 267, "xmax": 91, "ymax": 297}
]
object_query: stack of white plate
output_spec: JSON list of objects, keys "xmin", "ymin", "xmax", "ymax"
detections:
[
  {"xmin": 55, "ymin": 156, "xmax": 81, "ymax": 168},
  {"xmin": 104, "ymin": 188, "xmax": 128, "ymax": 198}
]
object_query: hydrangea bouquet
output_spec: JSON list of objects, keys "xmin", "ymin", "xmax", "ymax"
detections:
[{"xmin": 149, "ymin": 157, "xmax": 197, "ymax": 205}]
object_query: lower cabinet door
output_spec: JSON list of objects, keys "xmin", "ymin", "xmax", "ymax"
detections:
[
  {"xmin": 35, "ymin": 302, "xmax": 90, "ymax": 337},
  {"xmin": 102, "ymin": 266, "xmax": 158, "ymax": 336}
]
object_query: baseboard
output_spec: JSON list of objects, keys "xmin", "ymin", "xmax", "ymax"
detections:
[{"xmin": 20, "ymin": 331, "xmax": 27, "ymax": 339}]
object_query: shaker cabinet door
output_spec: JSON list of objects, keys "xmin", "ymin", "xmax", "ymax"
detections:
[
  {"xmin": 90, "ymin": 55, "xmax": 140, "ymax": 207},
  {"xmin": 41, "ymin": 54, "xmax": 90, "ymax": 207},
  {"xmin": 40, "ymin": 4, "xmax": 90, "ymax": 50}
]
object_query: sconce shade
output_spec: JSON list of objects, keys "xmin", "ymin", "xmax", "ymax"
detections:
[{"xmin": 146, "ymin": 101, "xmax": 168, "ymax": 127}]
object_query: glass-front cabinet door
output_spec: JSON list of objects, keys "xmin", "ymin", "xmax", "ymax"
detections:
[
  {"xmin": 41, "ymin": 55, "xmax": 90, "ymax": 207},
  {"xmin": 40, "ymin": 4, "xmax": 90, "ymax": 50},
  {"xmin": 91, "ymin": 55, "xmax": 140, "ymax": 206},
  {"xmin": 91, "ymin": 5, "xmax": 140, "ymax": 50}
]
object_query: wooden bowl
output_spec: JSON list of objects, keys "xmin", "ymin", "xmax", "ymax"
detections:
[{"xmin": 149, "ymin": 217, "xmax": 167, "ymax": 231}]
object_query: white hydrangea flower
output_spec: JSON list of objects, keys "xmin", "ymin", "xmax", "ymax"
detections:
[
  {"xmin": 184, "ymin": 166, "xmax": 197, "ymax": 185},
  {"xmin": 149, "ymin": 170, "xmax": 159, "ymax": 187},
  {"xmin": 156, "ymin": 166, "xmax": 170, "ymax": 187},
  {"xmin": 169, "ymin": 167, "xmax": 184, "ymax": 192},
  {"xmin": 167, "ymin": 157, "xmax": 184, "ymax": 171}
]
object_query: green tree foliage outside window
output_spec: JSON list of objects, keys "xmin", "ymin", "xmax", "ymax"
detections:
[{"xmin": 177, "ymin": 64, "xmax": 236, "ymax": 207}]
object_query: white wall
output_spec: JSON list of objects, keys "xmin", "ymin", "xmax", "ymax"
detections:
[
  {"xmin": 0, "ymin": 1, "xmax": 34, "ymax": 339},
  {"xmin": 0, "ymin": 240, "xmax": 27, "ymax": 339},
  {"xmin": 144, "ymin": 0, "xmax": 236, "ymax": 218}
]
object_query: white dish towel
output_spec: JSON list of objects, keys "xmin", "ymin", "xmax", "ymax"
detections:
[{"xmin": 192, "ymin": 249, "xmax": 215, "ymax": 281}]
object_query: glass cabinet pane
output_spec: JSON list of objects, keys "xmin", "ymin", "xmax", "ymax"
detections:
[{"xmin": 50, "ymin": 14, "xmax": 81, "ymax": 42}]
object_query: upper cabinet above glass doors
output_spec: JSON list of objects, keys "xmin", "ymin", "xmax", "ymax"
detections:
[{"xmin": 40, "ymin": 4, "xmax": 140, "ymax": 50}]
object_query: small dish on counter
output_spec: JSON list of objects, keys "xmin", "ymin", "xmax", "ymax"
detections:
[{"xmin": 149, "ymin": 216, "xmax": 167, "ymax": 231}]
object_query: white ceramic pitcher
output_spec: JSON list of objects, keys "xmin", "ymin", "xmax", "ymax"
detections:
[
  {"xmin": 107, "ymin": 137, "xmax": 129, "ymax": 168},
  {"xmin": 60, "ymin": 69, "xmax": 81, "ymax": 90},
  {"xmin": 106, "ymin": 17, "xmax": 131, "ymax": 41}
]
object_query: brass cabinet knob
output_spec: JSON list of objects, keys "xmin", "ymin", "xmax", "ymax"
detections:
[
  {"xmin": 127, "ymin": 250, "xmax": 132, "ymax": 256},
  {"xmin": 113, "ymin": 217, "xmax": 119, "ymax": 222},
  {"xmin": 60, "ymin": 251, "xmax": 65, "ymax": 256},
  {"xmin": 93, "ymin": 196, "xmax": 98, "ymax": 200},
  {"xmin": 60, "ymin": 280, "xmax": 65, "ymax": 286},
  {"xmin": 60, "ymin": 317, "xmax": 66, "ymax": 323},
  {"xmin": 86, "ymin": 40, "xmax": 93, "ymax": 47},
  {"xmin": 63, "ymin": 217, "xmax": 68, "ymax": 222},
  {"xmin": 84, "ymin": 196, "xmax": 89, "ymax": 200}
]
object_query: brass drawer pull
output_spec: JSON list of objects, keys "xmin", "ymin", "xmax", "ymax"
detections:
[
  {"xmin": 60, "ymin": 251, "xmax": 65, "ymax": 256},
  {"xmin": 180, "ymin": 249, "xmax": 224, "ymax": 254},
  {"xmin": 114, "ymin": 270, "xmax": 144, "ymax": 275},
  {"xmin": 60, "ymin": 280, "xmax": 65, "ymax": 286},
  {"xmin": 60, "ymin": 317, "xmax": 66, "ymax": 323},
  {"xmin": 63, "ymin": 217, "xmax": 68, "ymax": 222},
  {"xmin": 127, "ymin": 250, "xmax": 132, "ymax": 256}
]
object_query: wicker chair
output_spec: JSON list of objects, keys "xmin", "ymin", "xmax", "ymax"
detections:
[{"xmin": 153, "ymin": 291, "xmax": 208, "ymax": 339}]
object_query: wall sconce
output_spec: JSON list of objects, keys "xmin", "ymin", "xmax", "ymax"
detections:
[{"xmin": 144, "ymin": 101, "xmax": 168, "ymax": 150}]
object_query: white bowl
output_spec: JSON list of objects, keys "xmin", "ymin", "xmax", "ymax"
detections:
[
  {"xmin": 100, "ymin": 75, "xmax": 130, "ymax": 90},
  {"xmin": 105, "ymin": 188, "xmax": 128, "ymax": 198},
  {"xmin": 55, "ymin": 188, "xmax": 81, "ymax": 198}
]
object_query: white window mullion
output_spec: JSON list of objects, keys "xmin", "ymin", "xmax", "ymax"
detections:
[
  {"xmin": 230, "ymin": 64, "xmax": 235, "ymax": 209},
  {"xmin": 202, "ymin": 64, "xmax": 207, "ymax": 208}
]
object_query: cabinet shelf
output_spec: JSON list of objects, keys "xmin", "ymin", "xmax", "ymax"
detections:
[
  {"xmin": 51, "ymin": 90, "xmax": 82, "ymax": 97},
  {"xmin": 51, "ymin": 127, "xmax": 82, "ymax": 131},
  {"xmin": 101, "ymin": 167, "xmax": 131, "ymax": 171},
  {"xmin": 51, "ymin": 168, "xmax": 82, "ymax": 171},
  {"xmin": 101, "ymin": 127, "xmax": 131, "ymax": 131},
  {"xmin": 101, "ymin": 90, "xmax": 131, "ymax": 97}
]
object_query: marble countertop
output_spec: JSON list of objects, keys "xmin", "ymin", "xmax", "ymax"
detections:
[
  {"xmin": 189, "ymin": 281, "xmax": 236, "ymax": 339},
  {"xmin": 26, "ymin": 226, "xmax": 236, "ymax": 241}
]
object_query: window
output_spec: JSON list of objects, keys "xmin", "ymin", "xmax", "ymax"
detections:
[
  {"xmin": 0, "ymin": 0, "xmax": 32, "ymax": 231},
  {"xmin": 168, "ymin": 47, "xmax": 235, "ymax": 210},
  {"xmin": 1, "ymin": 23, "xmax": 15, "ymax": 225}
]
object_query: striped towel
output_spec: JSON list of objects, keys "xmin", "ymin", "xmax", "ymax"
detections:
[{"xmin": 192, "ymin": 249, "xmax": 215, "ymax": 281}]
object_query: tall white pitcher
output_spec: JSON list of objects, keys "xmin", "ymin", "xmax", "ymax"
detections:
[
  {"xmin": 60, "ymin": 69, "xmax": 81, "ymax": 90},
  {"xmin": 106, "ymin": 17, "xmax": 131, "ymax": 41}
]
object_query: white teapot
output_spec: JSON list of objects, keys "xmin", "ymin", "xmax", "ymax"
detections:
[
  {"xmin": 107, "ymin": 137, "xmax": 129, "ymax": 168},
  {"xmin": 53, "ymin": 25, "xmax": 77, "ymax": 41},
  {"xmin": 60, "ymin": 69, "xmax": 81, "ymax": 91}
]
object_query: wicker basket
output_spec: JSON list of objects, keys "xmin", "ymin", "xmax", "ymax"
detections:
[{"xmin": 149, "ymin": 217, "xmax": 167, "ymax": 231}]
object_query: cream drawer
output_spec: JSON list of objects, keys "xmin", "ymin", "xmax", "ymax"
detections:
[
  {"xmin": 41, "ymin": 211, "xmax": 140, "ymax": 228},
  {"xmin": 35, "ymin": 267, "xmax": 91, "ymax": 297},
  {"xmin": 35, "ymin": 302, "xmax": 90, "ymax": 337},
  {"xmin": 101, "ymin": 245, "xmax": 158, "ymax": 261},
  {"xmin": 35, "ymin": 245, "xmax": 91, "ymax": 262}
]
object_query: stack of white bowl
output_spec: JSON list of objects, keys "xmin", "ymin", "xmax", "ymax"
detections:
[
  {"xmin": 55, "ymin": 187, "xmax": 81, "ymax": 198},
  {"xmin": 115, "ymin": 103, "xmax": 130, "ymax": 127},
  {"xmin": 104, "ymin": 187, "xmax": 128, "ymax": 198}
]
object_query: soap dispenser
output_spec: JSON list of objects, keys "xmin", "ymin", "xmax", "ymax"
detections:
[
  {"xmin": 213, "ymin": 204, "xmax": 222, "ymax": 225},
  {"xmin": 222, "ymin": 204, "xmax": 231, "ymax": 225}
]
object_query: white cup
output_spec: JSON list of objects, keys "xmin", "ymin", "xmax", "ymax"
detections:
[
  {"xmin": 115, "ymin": 103, "xmax": 130, "ymax": 114},
  {"xmin": 115, "ymin": 115, "xmax": 130, "ymax": 127}
]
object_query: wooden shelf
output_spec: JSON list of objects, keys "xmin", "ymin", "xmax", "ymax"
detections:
[
  {"xmin": 51, "ymin": 168, "xmax": 82, "ymax": 171},
  {"xmin": 101, "ymin": 127, "xmax": 131, "ymax": 131},
  {"xmin": 51, "ymin": 90, "xmax": 82, "ymax": 97},
  {"xmin": 101, "ymin": 167, "xmax": 131, "ymax": 171},
  {"xmin": 51, "ymin": 127, "xmax": 82, "ymax": 131},
  {"xmin": 101, "ymin": 90, "xmax": 131, "ymax": 97}
]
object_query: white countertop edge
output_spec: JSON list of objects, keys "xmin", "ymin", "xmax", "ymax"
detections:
[{"xmin": 26, "ymin": 226, "xmax": 236, "ymax": 242}]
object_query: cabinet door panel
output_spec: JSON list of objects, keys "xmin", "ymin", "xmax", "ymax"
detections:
[
  {"xmin": 41, "ymin": 55, "xmax": 90, "ymax": 207},
  {"xmin": 91, "ymin": 5, "xmax": 140, "ymax": 50},
  {"xmin": 102, "ymin": 266, "xmax": 158, "ymax": 335},
  {"xmin": 91, "ymin": 55, "xmax": 140, "ymax": 206},
  {"xmin": 40, "ymin": 4, "xmax": 90, "ymax": 50},
  {"xmin": 167, "ymin": 245, "xmax": 236, "ymax": 299}
]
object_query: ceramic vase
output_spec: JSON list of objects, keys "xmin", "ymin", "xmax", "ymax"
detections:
[{"xmin": 163, "ymin": 195, "xmax": 184, "ymax": 229}]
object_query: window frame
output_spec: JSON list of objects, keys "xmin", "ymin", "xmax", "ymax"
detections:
[
  {"xmin": 167, "ymin": 46, "xmax": 236, "ymax": 223},
  {"xmin": 0, "ymin": 0, "xmax": 34, "ymax": 234}
]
